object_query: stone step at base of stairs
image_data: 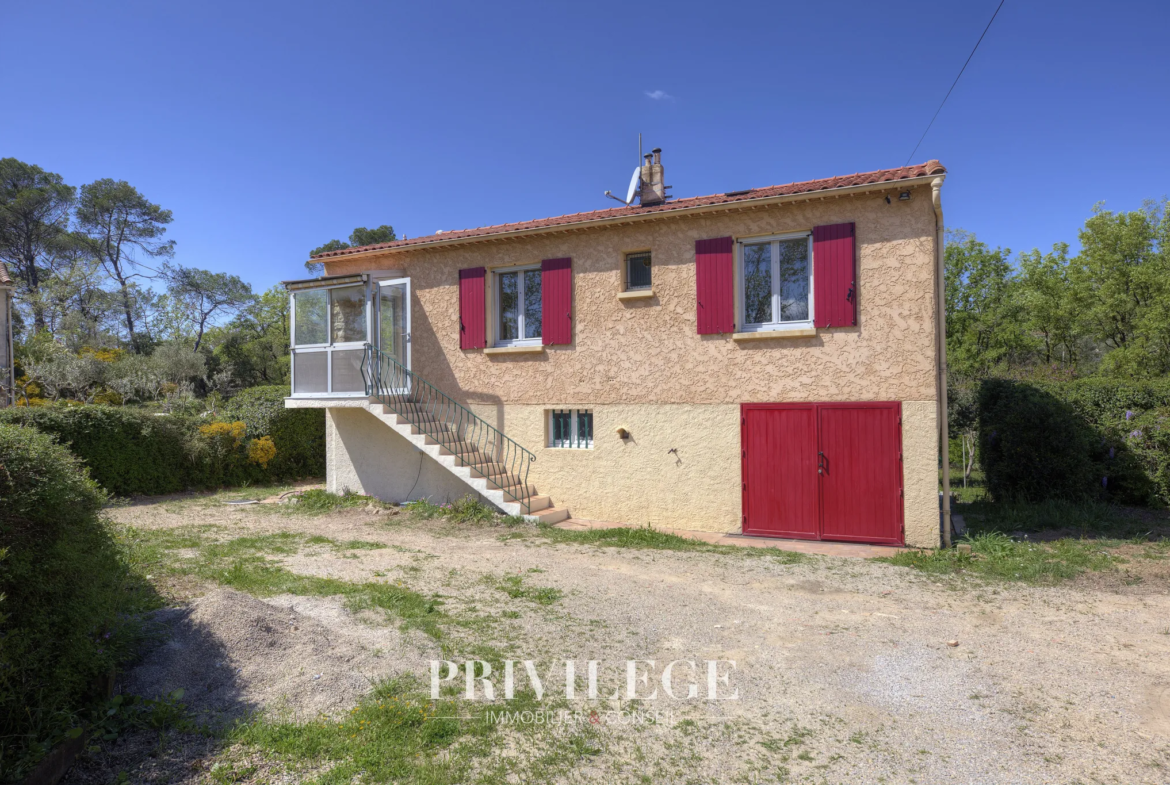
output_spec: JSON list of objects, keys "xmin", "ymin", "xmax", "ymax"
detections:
[{"xmin": 527, "ymin": 506, "xmax": 569, "ymax": 524}]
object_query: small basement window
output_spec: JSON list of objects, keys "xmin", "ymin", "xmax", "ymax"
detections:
[
  {"xmin": 625, "ymin": 251, "xmax": 652, "ymax": 290},
  {"xmin": 549, "ymin": 409, "xmax": 593, "ymax": 449}
]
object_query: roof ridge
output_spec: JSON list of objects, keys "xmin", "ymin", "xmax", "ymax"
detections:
[{"xmin": 312, "ymin": 160, "xmax": 945, "ymax": 260}]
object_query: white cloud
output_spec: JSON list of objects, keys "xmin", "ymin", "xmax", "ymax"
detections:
[{"xmin": 644, "ymin": 89, "xmax": 674, "ymax": 101}]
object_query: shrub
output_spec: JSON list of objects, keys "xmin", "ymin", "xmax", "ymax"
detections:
[
  {"xmin": 248, "ymin": 435, "xmax": 277, "ymax": 469},
  {"xmin": 0, "ymin": 394, "xmax": 324, "ymax": 497},
  {"xmin": 220, "ymin": 386, "xmax": 325, "ymax": 480},
  {"xmin": 977, "ymin": 378, "xmax": 1170, "ymax": 505},
  {"xmin": 0, "ymin": 425, "xmax": 156, "ymax": 779},
  {"xmin": 0, "ymin": 423, "xmax": 107, "ymax": 536},
  {"xmin": 0, "ymin": 406, "xmax": 195, "ymax": 496}
]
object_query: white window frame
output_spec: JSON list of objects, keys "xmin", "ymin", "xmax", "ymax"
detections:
[
  {"xmin": 289, "ymin": 281, "xmax": 372, "ymax": 398},
  {"xmin": 547, "ymin": 409, "xmax": 593, "ymax": 449},
  {"xmin": 736, "ymin": 232, "xmax": 814, "ymax": 333},
  {"xmin": 493, "ymin": 263, "xmax": 542, "ymax": 347}
]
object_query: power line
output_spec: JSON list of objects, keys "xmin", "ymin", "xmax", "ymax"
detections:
[{"xmin": 904, "ymin": 0, "xmax": 1006, "ymax": 166}]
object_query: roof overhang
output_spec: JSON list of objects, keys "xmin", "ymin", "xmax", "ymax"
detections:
[
  {"xmin": 282, "ymin": 273, "xmax": 366, "ymax": 290},
  {"xmin": 309, "ymin": 173, "xmax": 944, "ymax": 265}
]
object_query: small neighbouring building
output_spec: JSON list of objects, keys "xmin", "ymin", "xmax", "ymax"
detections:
[
  {"xmin": 284, "ymin": 155, "xmax": 951, "ymax": 548},
  {"xmin": 0, "ymin": 263, "xmax": 13, "ymax": 407}
]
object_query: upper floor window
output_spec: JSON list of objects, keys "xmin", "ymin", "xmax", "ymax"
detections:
[
  {"xmin": 292, "ymin": 284, "xmax": 367, "ymax": 347},
  {"xmin": 740, "ymin": 234, "xmax": 812, "ymax": 331},
  {"xmin": 625, "ymin": 251, "xmax": 652, "ymax": 290},
  {"xmin": 496, "ymin": 265, "xmax": 542, "ymax": 345}
]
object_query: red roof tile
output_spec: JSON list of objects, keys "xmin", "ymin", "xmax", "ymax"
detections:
[
  {"xmin": 0, "ymin": 262, "xmax": 12, "ymax": 286},
  {"xmin": 313, "ymin": 160, "xmax": 946, "ymax": 259}
]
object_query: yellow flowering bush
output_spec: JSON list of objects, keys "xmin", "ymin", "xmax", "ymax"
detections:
[
  {"xmin": 247, "ymin": 435, "xmax": 277, "ymax": 468},
  {"xmin": 199, "ymin": 420, "xmax": 246, "ymax": 448}
]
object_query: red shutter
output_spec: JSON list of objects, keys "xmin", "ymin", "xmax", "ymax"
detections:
[
  {"xmin": 695, "ymin": 237, "xmax": 734, "ymax": 334},
  {"xmin": 541, "ymin": 257, "xmax": 572, "ymax": 345},
  {"xmin": 458, "ymin": 267, "xmax": 486, "ymax": 349},
  {"xmin": 813, "ymin": 223, "xmax": 856, "ymax": 328}
]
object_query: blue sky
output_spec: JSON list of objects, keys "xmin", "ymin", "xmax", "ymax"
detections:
[{"xmin": 3, "ymin": 0, "xmax": 1167, "ymax": 293}]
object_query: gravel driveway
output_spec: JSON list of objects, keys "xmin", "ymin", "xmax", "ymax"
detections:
[{"xmin": 103, "ymin": 499, "xmax": 1170, "ymax": 784}]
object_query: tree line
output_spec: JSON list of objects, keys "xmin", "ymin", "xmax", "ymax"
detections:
[
  {"xmin": 945, "ymin": 199, "xmax": 1170, "ymax": 484},
  {"xmin": 946, "ymin": 199, "xmax": 1170, "ymax": 382},
  {"xmin": 0, "ymin": 156, "xmax": 393, "ymax": 407}
]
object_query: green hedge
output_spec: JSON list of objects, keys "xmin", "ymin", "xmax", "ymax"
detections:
[
  {"xmin": 978, "ymin": 378, "xmax": 1170, "ymax": 505},
  {"xmin": 0, "ymin": 390, "xmax": 323, "ymax": 496},
  {"xmin": 0, "ymin": 424, "xmax": 154, "ymax": 778},
  {"xmin": 219, "ymin": 385, "xmax": 325, "ymax": 480}
]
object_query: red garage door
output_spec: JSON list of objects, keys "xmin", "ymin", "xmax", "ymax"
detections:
[{"xmin": 741, "ymin": 402, "xmax": 904, "ymax": 545}]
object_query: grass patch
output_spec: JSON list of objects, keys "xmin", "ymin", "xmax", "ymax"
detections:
[
  {"xmin": 287, "ymin": 489, "xmax": 386, "ymax": 515},
  {"xmin": 488, "ymin": 574, "xmax": 564, "ymax": 606},
  {"xmin": 884, "ymin": 498, "xmax": 1168, "ymax": 585},
  {"xmin": 233, "ymin": 675, "xmax": 594, "ymax": 785},
  {"xmin": 235, "ymin": 677, "xmax": 473, "ymax": 784},
  {"xmin": 881, "ymin": 531, "xmax": 1121, "ymax": 584},
  {"xmin": 505, "ymin": 523, "xmax": 807, "ymax": 563},
  {"xmin": 406, "ymin": 496, "xmax": 526, "ymax": 527},
  {"xmin": 126, "ymin": 524, "xmax": 595, "ymax": 784},
  {"xmin": 128, "ymin": 528, "xmax": 442, "ymax": 638},
  {"xmin": 956, "ymin": 498, "xmax": 1166, "ymax": 540}
]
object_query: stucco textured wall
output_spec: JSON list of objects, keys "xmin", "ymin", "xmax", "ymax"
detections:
[
  {"xmin": 326, "ymin": 407, "xmax": 485, "ymax": 505},
  {"xmin": 325, "ymin": 189, "xmax": 938, "ymax": 407},
  {"xmin": 469, "ymin": 403, "xmax": 742, "ymax": 532},
  {"xmin": 901, "ymin": 400, "xmax": 940, "ymax": 548},
  {"xmin": 315, "ymin": 187, "xmax": 942, "ymax": 545}
]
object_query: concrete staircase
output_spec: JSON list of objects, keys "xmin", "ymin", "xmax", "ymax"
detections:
[{"xmin": 363, "ymin": 399, "xmax": 569, "ymax": 523}]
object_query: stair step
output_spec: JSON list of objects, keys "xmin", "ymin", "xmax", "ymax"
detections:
[
  {"xmin": 468, "ymin": 463, "xmax": 509, "ymax": 480},
  {"xmin": 520, "ymin": 494, "xmax": 551, "ymax": 512},
  {"xmin": 493, "ymin": 481, "xmax": 537, "ymax": 500},
  {"xmin": 528, "ymin": 506, "xmax": 569, "ymax": 524},
  {"xmin": 366, "ymin": 396, "xmax": 550, "ymax": 521}
]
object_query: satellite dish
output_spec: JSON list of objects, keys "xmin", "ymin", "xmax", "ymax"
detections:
[{"xmin": 625, "ymin": 167, "xmax": 641, "ymax": 205}]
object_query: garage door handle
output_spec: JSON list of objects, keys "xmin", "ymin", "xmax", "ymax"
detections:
[{"xmin": 818, "ymin": 451, "xmax": 826, "ymax": 475}]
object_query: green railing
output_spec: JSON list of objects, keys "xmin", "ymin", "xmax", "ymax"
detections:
[{"xmin": 361, "ymin": 343, "xmax": 536, "ymax": 513}]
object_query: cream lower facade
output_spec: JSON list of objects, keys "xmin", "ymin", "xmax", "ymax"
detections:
[{"xmin": 310, "ymin": 397, "xmax": 940, "ymax": 548}]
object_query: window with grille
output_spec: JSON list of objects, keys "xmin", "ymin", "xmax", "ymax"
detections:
[
  {"xmin": 625, "ymin": 251, "xmax": 652, "ymax": 290},
  {"xmin": 548, "ymin": 409, "xmax": 593, "ymax": 449}
]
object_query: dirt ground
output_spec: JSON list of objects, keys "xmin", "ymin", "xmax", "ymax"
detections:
[{"xmin": 71, "ymin": 497, "xmax": 1170, "ymax": 784}]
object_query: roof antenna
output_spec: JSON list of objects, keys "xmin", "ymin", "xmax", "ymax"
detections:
[{"xmin": 604, "ymin": 132, "xmax": 642, "ymax": 206}]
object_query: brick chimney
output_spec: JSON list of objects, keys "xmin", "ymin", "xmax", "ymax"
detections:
[{"xmin": 639, "ymin": 148, "xmax": 668, "ymax": 206}]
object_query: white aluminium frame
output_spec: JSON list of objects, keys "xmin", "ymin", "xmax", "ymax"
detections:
[
  {"xmin": 736, "ymin": 231, "xmax": 815, "ymax": 333},
  {"xmin": 493, "ymin": 263, "xmax": 542, "ymax": 347},
  {"xmin": 289, "ymin": 281, "xmax": 373, "ymax": 398},
  {"xmin": 376, "ymin": 277, "xmax": 412, "ymax": 391}
]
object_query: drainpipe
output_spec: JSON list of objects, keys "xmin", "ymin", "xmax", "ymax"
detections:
[{"xmin": 932, "ymin": 176, "xmax": 952, "ymax": 549}]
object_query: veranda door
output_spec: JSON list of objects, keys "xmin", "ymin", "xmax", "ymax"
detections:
[
  {"xmin": 741, "ymin": 402, "xmax": 904, "ymax": 545},
  {"xmin": 376, "ymin": 278, "xmax": 411, "ymax": 393}
]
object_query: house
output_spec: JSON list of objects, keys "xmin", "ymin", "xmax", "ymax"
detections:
[
  {"xmin": 0, "ymin": 263, "xmax": 13, "ymax": 406},
  {"xmin": 284, "ymin": 154, "xmax": 951, "ymax": 548}
]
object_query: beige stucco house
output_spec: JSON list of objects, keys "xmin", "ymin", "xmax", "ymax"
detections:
[{"xmin": 285, "ymin": 156, "xmax": 951, "ymax": 548}]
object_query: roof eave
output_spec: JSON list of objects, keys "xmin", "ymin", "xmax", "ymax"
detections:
[{"xmin": 308, "ymin": 173, "xmax": 945, "ymax": 265}]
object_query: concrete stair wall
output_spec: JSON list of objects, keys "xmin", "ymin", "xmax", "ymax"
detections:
[{"xmin": 363, "ymin": 399, "xmax": 568, "ymax": 524}]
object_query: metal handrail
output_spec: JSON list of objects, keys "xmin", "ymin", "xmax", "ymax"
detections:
[{"xmin": 361, "ymin": 343, "xmax": 536, "ymax": 513}]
